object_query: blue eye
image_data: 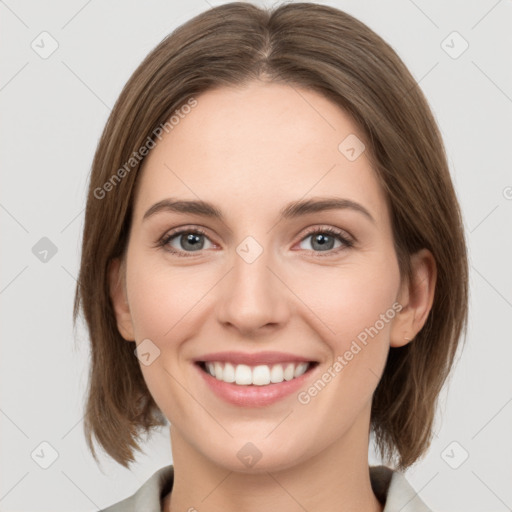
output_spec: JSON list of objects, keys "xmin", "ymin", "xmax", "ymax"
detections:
[
  {"xmin": 157, "ymin": 226, "xmax": 354, "ymax": 257},
  {"xmin": 297, "ymin": 227, "xmax": 354, "ymax": 256},
  {"xmin": 159, "ymin": 228, "xmax": 213, "ymax": 255}
]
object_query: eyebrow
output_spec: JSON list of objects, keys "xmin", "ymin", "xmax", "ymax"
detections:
[{"xmin": 142, "ymin": 196, "xmax": 376, "ymax": 224}]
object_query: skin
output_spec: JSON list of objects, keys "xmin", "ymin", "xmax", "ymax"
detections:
[{"xmin": 109, "ymin": 80, "xmax": 436, "ymax": 512}]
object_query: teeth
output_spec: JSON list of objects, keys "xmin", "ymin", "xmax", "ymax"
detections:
[
  {"xmin": 214, "ymin": 362, "xmax": 223, "ymax": 380},
  {"xmin": 223, "ymin": 362, "xmax": 235, "ymax": 383},
  {"xmin": 252, "ymin": 365, "xmax": 270, "ymax": 386},
  {"xmin": 283, "ymin": 363, "xmax": 295, "ymax": 381},
  {"xmin": 235, "ymin": 364, "xmax": 252, "ymax": 385},
  {"xmin": 270, "ymin": 364, "xmax": 284, "ymax": 383},
  {"xmin": 294, "ymin": 362, "xmax": 309, "ymax": 378},
  {"xmin": 204, "ymin": 361, "xmax": 311, "ymax": 386}
]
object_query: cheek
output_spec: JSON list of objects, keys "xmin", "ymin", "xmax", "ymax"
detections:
[
  {"xmin": 289, "ymin": 255, "xmax": 401, "ymax": 414},
  {"xmin": 125, "ymin": 256, "xmax": 210, "ymax": 421},
  {"xmin": 291, "ymin": 255, "xmax": 400, "ymax": 348},
  {"xmin": 290, "ymin": 262, "xmax": 400, "ymax": 426},
  {"xmin": 126, "ymin": 254, "xmax": 211, "ymax": 341}
]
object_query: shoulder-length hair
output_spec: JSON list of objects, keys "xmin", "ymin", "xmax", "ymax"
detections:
[{"xmin": 74, "ymin": 1, "xmax": 468, "ymax": 470}]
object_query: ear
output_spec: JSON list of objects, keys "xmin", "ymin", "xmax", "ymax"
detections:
[
  {"xmin": 108, "ymin": 257, "xmax": 135, "ymax": 342},
  {"xmin": 390, "ymin": 248, "xmax": 437, "ymax": 348}
]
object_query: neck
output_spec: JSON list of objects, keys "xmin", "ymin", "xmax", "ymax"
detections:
[{"xmin": 164, "ymin": 406, "xmax": 383, "ymax": 512}]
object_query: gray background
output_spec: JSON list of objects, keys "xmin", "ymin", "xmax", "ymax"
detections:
[{"xmin": 1, "ymin": 1, "xmax": 511, "ymax": 511}]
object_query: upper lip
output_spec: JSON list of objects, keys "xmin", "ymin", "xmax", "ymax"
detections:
[{"xmin": 195, "ymin": 351, "xmax": 317, "ymax": 366}]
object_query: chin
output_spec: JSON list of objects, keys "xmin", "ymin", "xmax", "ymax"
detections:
[{"xmin": 200, "ymin": 438, "xmax": 312, "ymax": 475}]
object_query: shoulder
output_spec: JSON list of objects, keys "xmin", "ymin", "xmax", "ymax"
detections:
[
  {"xmin": 100, "ymin": 465, "xmax": 174, "ymax": 512},
  {"xmin": 370, "ymin": 465, "xmax": 435, "ymax": 512}
]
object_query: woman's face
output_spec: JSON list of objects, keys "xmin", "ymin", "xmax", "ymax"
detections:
[{"xmin": 112, "ymin": 81, "xmax": 414, "ymax": 472}]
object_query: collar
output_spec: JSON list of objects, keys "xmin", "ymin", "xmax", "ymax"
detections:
[{"xmin": 102, "ymin": 464, "xmax": 433, "ymax": 512}]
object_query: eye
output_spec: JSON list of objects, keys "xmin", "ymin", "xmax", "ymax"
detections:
[
  {"xmin": 158, "ymin": 227, "xmax": 215, "ymax": 256},
  {"xmin": 156, "ymin": 225, "xmax": 354, "ymax": 258},
  {"xmin": 297, "ymin": 227, "xmax": 354, "ymax": 256}
]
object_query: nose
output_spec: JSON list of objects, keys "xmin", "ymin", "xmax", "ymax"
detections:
[{"xmin": 215, "ymin": 243, "xmax": 289, "ymax": 336}]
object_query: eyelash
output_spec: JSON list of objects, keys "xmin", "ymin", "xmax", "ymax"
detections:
[{"xmin": 156, "ymin": 225, "xmax": 354, "ymax": 258}]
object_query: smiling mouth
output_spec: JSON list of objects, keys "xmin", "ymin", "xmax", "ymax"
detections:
[{"xmin": 196, "ymin": 361, "xmax": 319, "ymax": 386}]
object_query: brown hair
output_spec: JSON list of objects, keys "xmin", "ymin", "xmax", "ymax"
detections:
[{"xmin": 73, "ymin": 1, "xmax": 468, "ymax": 471}]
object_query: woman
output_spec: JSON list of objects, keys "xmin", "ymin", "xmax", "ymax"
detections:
[{"xmin": 74, "ymin": 2, "xmax": 468, "ymax": 511}]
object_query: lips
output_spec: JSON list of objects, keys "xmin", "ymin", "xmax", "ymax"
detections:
[{"xmin": 193, "ymin": 351, "xmax": 320, "ymax": 407}]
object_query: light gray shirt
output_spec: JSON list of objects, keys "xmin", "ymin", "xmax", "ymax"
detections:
[{"xmin": 100, "ymin": 464, "xmax": 433, "ymax": 511}]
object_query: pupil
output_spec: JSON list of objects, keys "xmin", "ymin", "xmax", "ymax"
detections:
[
  {"xmin": 183, "ymin": 233, "xmax": 203, "ymax": 251},
  {"xmin": 313, "ymin": 233, "xmax": 333, "ymax": 251}
]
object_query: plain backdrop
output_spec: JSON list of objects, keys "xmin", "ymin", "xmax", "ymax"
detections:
[{"xmin": 1, "ymin": 1, "xmax": 511, "ymax": 511}]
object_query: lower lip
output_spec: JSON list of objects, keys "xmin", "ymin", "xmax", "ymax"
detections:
[{"xmin": 195, "ymin": 363, "xmax": 317, "ymax": 407}]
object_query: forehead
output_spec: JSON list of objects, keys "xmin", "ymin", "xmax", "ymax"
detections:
[{"xmin": 133, "ymin": 81, "xmax": 388, "ymax": 223}]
